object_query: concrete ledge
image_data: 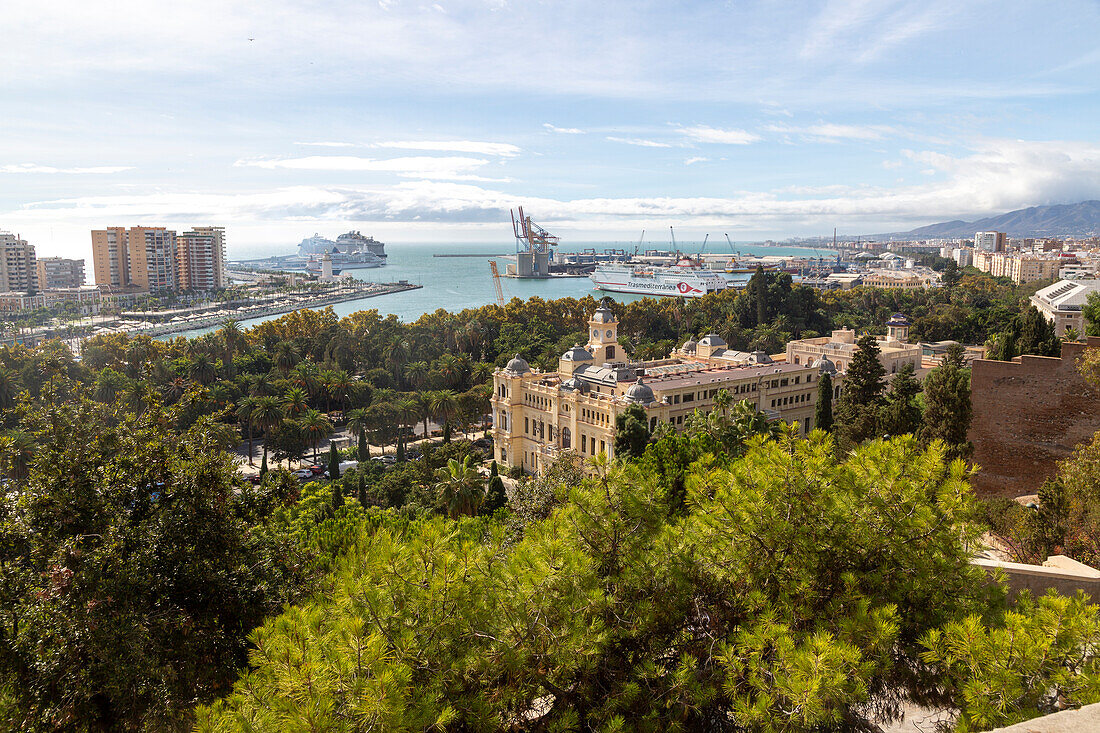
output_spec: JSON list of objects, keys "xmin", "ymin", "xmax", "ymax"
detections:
[
  {"xmin": 974, "ymin": 555, "xmax": 1100, "ymax": 600},
  {"xmin": 987, "ymin": 702, "xmax": 1100, "ymax": 732}
]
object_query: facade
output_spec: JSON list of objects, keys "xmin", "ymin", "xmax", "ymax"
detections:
[
  {"xmin": 176, "ymin": 227, "xmax": 226, "ymax": 291},
  {"xmin": 953, "ymin": 247, "xmax": 974, "ymax": 268},
  {"xmin": 0, "ymin": 232, "xmax": 37, "ymax": 292},
  {"xmin": 93, "ymin": 225, "xmax": 225, "ymax": 292},
  {"xmin": 1029, "ymin": 279, "xmax": 1100, "ymax": 336},
  {"xmin": 91, "ymin": 227, "xmax": 131, "ymax": 287},
  {"xmin": 975, "ymin": 231, "xmax": 1006, "ymax": 252},
  {"xmin": 862, "ymin": 272, "xmax": 925, "ymax": 290},
  {"xmin": 491, "ymin": 306, "xmax": 841, "ymax": 473},
  {"xmin": 127, "ymin": 226, "xmax": 177, "ymax": 292},
  {"xmin": 785, "ymin": 314, "xmax": 923, "ymax": 376},
  {"xmin": 974, "ymin": 251, "xmax": 1063, "ymax": 284},
  {"xmin": 36, "ymin": 257, "xmax": 85, "ymax": 290},
  {"xmin": 0, "ymin": 287, "xmax": 101, "ymax": 315},
  {"xmin": 970, "ymin": 338, "xmax": 1100, "ymax": 497}
]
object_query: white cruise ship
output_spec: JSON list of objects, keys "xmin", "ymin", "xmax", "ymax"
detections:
[{"xmin": 589, "ymin": 258, "xmax": 731, "ymax": 298}]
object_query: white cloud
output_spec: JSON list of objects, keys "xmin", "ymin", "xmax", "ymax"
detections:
[
  {"xmin": 684, "ymin": 157, "xmax": 709, "ymax": 165},
  {"xmin": 680, "ymin": 126, "xmax": 761, "ymax": 145},
  {"xmin": 293, "ymin": 141, "xmax": 358, "ymax": 147},
  {"xmin": 373, "ymin": 140, "xmax": 521, "ymax": 157},
  {"xmin": 765, "ymin": 123, "xmax": 895, "ymax": 142},
  {"xmin": 234, "ymin": 155, "xmax": 501, "ymax": 180},
  {"xmin": 606, "ymin": 136, "xmax": 674, "ymax": 148},
  {"xmin": 544, "ymin": 123, "xmax": 585, "ymax": 134},
  {"xmin": 0, "ymin": 164, "xmax": 133, "ymax": 174}
]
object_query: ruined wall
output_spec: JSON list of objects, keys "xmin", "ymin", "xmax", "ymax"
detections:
[{"xmin": 969, "ymin": 338, "xmax": 1100, "ymax": 497}]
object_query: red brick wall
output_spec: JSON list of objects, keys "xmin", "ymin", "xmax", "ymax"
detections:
[{"xmin": 969, "ymin": 338, "xmax": 1100, "ymax": 497}]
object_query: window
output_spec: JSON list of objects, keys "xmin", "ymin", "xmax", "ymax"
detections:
[
  {"xmin": 581, "ymin": 434, "xmax": 587, "ymax": 452},
  {"xmin": 683, "ymin": 393, "xmax": 694, "ymax": 403},
  {"xmin": 606, "ymin": 345, "xmax": 615, "ymax": 358},
  {"xmin": 525, "ymin": 417, "xmax": 529, "ymax": 433},
  {"xmin": 673, "ymin": 394, "xmax": 680, "ymax": 404}
]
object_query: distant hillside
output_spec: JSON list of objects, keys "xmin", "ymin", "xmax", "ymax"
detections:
[{"xmin": 884, "ymin": 201, "xmax": 1100, "ymax": 239}]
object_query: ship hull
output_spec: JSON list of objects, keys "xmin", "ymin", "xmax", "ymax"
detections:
[{"xmin": 589, "ymin": 267, "xmax": 729, "ymax": 298}]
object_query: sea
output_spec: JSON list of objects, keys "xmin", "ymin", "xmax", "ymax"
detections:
[{"xmin": 167, "ymin": 241, "xmax": 836, "ymax": 340}]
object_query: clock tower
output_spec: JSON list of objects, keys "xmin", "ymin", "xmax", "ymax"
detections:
[{"xmin": 586, "ymin": 305, "xmax": 621, "ymax": 365}]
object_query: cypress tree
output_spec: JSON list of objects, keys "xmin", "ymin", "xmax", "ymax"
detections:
[
  {"xmin": 443, "ymin": 422, "xmax": 452, "ymax": 443},
  {"xmin": 396, "ymin": 438, "xmax": 405, "ymax": 462},
  {"xmin": 357, "ymin": 473, "xmax": 367, "ymax": 506},
  {"xmin": 259, "ymin": 452, "xmax": 268, "ymax": 478},
  {"xmin": 920, "ymin": 347, "xmax": 973, "ymax": 460},
  {"xmin": 490, "ymin": 460, "xmax": 498, "ymax": 477},
  {"xmin": 753, "ymin": 265, "xmax": 768, "ymax": 326},
  {"xmin": 331, "ymin": 480, "xmax": 344, "ymax": 511},
  {"xmin": 358, "ymin": 428, "xmax": 367, "ymax": 460},
  {"xmin": 483, "ymin": 475, "xmax": 507, "ymax": 514},
  {"xmin": 328, "ymin": 443, "xmax": 341, "ymax": 480},
  {"xmin": 815, "ymin": 372, "xmax": 833, "ymax": 432}
]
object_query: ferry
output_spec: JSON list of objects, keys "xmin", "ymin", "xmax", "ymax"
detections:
[{"xmin": 589, "ymin": 257, "xmax": 731, "ymax": 298}]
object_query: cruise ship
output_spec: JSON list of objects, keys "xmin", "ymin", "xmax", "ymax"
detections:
[
  {"xmin": 297, "ymin": 231, "xmax": 386, "ymax": 259},
  {"xmin": 589, "ymin": 258, "xmax": 732, "ymax": 298}
]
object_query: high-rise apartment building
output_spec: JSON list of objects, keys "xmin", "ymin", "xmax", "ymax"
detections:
[
  {"xmin": 179, "ymin": 226, "xmax": 226, "ymax": 290},
  {"xmin": 0, "ymin": 232, "xmax": 37, "ymax": 292},
  {"xmin": 177, "ymin": 227, "xmax": 227, "ymax": 291},
  {"xmin": 36, "ymin": 257, "xmax": 86, "ymax": 290},
  {"xmin": 92, "ymin": 225, "xmax": 225, "ymax": 292},
  {"xmin": 975, "ymin": 231, "xmax": 1006, "ymax": 252},
  {"xmin": 91, "ymin": 227, "xmax": 130, "ymax": 287}
]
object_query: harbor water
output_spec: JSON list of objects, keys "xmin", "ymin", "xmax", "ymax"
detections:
[{"xmin": 170, "ymin": 241, "xmax": 835, "ymax": 340}]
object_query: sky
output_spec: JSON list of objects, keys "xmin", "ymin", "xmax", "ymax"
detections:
[{"xmin": 3, "ymin": 0, "xmax": 1100, "ymax": 260}]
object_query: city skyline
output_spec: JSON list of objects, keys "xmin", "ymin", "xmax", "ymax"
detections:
[{"xmin": 3, "ymin": 0, "xmax": 1100, "ymax": 261}]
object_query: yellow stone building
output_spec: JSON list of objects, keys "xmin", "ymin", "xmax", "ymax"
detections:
[
  {"xmin": 785, "ymin": 313, "xmax": 922, "ymax": 376},
  {"xmin": 491, "ymin": 306, "xmax": 842, "ymax": 472}
]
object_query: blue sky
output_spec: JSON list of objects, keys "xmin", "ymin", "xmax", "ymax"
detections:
[{"xmin": 3, "ymin": 0, "xmax": 1100, "ymax": 259}]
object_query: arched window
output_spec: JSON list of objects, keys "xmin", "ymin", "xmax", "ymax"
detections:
[{"xmin": 561, "ymin": 427, "xmax": 571, "ymax": 449}]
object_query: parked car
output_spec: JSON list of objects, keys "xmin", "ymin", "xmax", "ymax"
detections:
[
  {"xmin": 338, "ymin": 460, "xmax": 359, "ymax": 473},
  {"xmin": 292, "ymin": 468, "xmax": 314, "ymax": 479},
  {"xmin": 306, "ymin": 464, "xmax": 325, "ymax": 475}
]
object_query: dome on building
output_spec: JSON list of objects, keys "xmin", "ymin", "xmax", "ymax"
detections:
[
  {"xmin": 505, "ymin": 354, "xmax": 530, "ymax": 374},
  {"xmin": 813, "ymin": 356, "xmax": 837, "ymax": 375},
  {"xmin": 887, "ymin": 312, "xmax": 911, "ymax": 327},
  {"xmin": 681, "ymin": 338, "xmax": 698, "ymax": 354},
  {"xmin": 698, "ymin": 333, "xmax": 726, "ymax": 348},
  {"xmin": 591, "ymin": 306, "xmax": 616, "ymax": 323},
  {"xmin": 624, "ymin": 378, "xmax": 656, "ymax": 405},
  {"xmin": 561, "ymin": 344, "xmax": 594, "ymax": 362},
  {"xmin": 747, "ymin": 350, "xmax": 773, "ymax": 364},
  {"xmin": 560, "ymin": 377, "xmax": 590, "ymax": 393}
]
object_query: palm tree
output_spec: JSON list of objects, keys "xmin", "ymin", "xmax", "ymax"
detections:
[
  {"xmin": 433, "ymin": 456, "xmax": 483, "ymax": 519},
  {"xmin": 395, "ymin": 396, "xmax": 419, "ymax": 453},
  {"xmin": 251, "ymin": 396, "xmax": 285, "ymax": 465},
  {"xmin": 190, "ymin": 353, "xmax": 217, "ymax": 385},
  {"xmin": 236, "ymin": 396, "xmax": 258, "ymax": 465},
  {"xmin": 298, "ymin": 408, "xmax": 334, "ymax": 462},
  {"xmin": 218, "ymin": 320, "xmax": 245, "ymax": 377},
  {"xmin": 404, "ymin": 361, "xmax": 430, "ymax": 391},
  {"xmin": 162, "ymin": 377, "xmax": 190, "ymax": 404},
  {"xmin": 436, "ymin": 354, "xmax": 461, "ymax": 389},
  {"xmin": 470, "ymin": 361, "xmax": 493, "ymax": 385},
  {"xmin": 414, "ymin": 390, "xmax": 434, "ymax": 440},
  {"xmin": 0, "ymin": 367, "xmax": 23, "ymax": 410},
  {"xmin": 291, "ymin": 362, "xmax": 321, "ymax": 399},
  {"xmin": 325, "ymin": 369, "xmax": 354, "ymax": 414},
  {"xmin": 346, "ymin": 408, "xmax": 371, "ymax": 458},
  {"xmin": 273, "ymin": 341, "xmax": 301, "ymax": 375},
  {"xmin": 282, "ymin": 386, "xmax": 309, "ymax": 418},
  {"xmin": 248, "ymin": 372, "xmax": 276, "ymax": 398},
  {"xmin": 430, "ymin": 389, "xmax": 460, "ymax": 441}
]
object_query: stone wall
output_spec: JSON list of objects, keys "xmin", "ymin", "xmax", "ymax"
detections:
[
  {"xmin": 974, "ymin": 555, "xmax": 1100, "ymax": 602},
  {"xmin": 969, "ymin": 338, "xmax": 1100, "ymax": 497}
]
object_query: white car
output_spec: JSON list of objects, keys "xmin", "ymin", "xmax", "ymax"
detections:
[{"xmin": 292, "ymin": 468, "xmax": 314, "ymax": 479}]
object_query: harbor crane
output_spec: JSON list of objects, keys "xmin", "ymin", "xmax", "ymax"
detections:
[
  {"xmin": 510, "ymin": 206, "xmax": 559, "ymax": 278},
  {"xmin": 488, "ymin": 260, "xmax": 505, "ymax": 307}
]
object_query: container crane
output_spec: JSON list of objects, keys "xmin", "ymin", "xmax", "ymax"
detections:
[{"xmin": 488, "ymin": 260, "xmax": 505, "ymax": 307}]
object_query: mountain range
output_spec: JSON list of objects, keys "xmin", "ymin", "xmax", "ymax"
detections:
[{"xmin": 879, "ymin": 201, "xmax": 1100, "ymax": 239}]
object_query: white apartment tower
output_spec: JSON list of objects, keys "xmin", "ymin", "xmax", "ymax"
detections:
[
  {"xmin": 176, "ymin": 227, "xmax": 227, "ymax": 291},
  {"xmin": 0, "ymin": 232, "xmax": 37, "ymax": 292},
  {"xmin": 975, "ymin": 231, "xmax": 1006, "ymax": 252}
]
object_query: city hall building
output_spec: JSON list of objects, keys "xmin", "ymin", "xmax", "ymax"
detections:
[{"xmin": 491, "ymin": 306, "xmax": 844, "ymax": 473}]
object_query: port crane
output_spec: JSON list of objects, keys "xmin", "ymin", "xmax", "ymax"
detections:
[
  {"xmin": 511, "ymin": 206, "xmax": 559, "ymax": 255},
  {"xmin": 488, "ymin": 260, "xmax": 505, "ymax": 307}
]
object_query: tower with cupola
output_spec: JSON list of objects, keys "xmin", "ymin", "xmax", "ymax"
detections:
[{"xmin": 586, "ymin": 305, "xmax": 621, "ymax": 365}]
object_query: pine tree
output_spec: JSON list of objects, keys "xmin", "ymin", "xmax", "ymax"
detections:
[
  {"xmin": 328, "ymin": 443, "xmax": 341, "ymax": 480},
  {"xmin": 920, "ymin": 348, "xmax": 972, "ymax": 460},
  {"xmin": 878, "ymin": 362, "xmax": 922, "ymax": 437},
  {"xmin": 834, "ymin": 334, "xmax": 888, "ymax": 450},
  {"xmin": 814, "ymin": 372, "xmax": 833, "ymax": 432},
  {"xmin": 483, "ymin": 475, "xmax": 507, "ymax": 514}
]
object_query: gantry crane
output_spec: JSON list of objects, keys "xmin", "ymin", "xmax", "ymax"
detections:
[{"xmin": 488, "ymin": 260, "xmax": 505, "ymax": 307}]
